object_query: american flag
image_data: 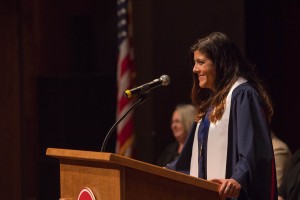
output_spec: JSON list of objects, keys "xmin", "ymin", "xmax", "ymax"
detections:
[{"xmin": 116, "ymin": 0, "xmax": 136, "ymax": 157}]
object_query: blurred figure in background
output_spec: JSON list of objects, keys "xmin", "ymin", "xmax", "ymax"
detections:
[
  {"xmin": 278, "ymin": 149, "xmax": 300, "ymax": 200},
  {"xmin": 156, "ymin": 104, "xmax": 195, "ymax": 167},
  {"xmin": 271, "ymin": 131, "xmax": 292, "ymax": 188}
]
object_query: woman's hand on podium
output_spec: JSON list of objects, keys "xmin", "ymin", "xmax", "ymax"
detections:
[{"xmin": 210, "ymin": 178, "xmax": 241, "ymax": 200}]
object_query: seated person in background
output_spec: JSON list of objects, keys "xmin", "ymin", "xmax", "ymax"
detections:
[
  {"xmin": 278, "ymin": 149, "xmax": 300, "ymax": 200},
  {"xmin": 271, "ymin": 131, "xmax": 292, "ymax": 188},
  {"xmin": 156, "ymin": 104, "xmax": 195, "ymax": 167}
]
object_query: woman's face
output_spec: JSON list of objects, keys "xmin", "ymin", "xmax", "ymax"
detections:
[
  {"xmin": 193, "ymin": 50, "xmax": 216, "ymax": 90},
  {"xmin": 171, "ymin": 111, "xmax": 186, "ymax": 142}
]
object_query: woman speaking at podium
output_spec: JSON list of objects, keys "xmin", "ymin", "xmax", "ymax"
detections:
[{"xmin": 166, "ymin": 32, "xmax": 277, "ymax": 200}]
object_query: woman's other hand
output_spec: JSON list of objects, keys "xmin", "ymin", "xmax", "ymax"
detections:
[{"xmin": 210, "ymin": 178, "xmax": 241, "ymax": 199}]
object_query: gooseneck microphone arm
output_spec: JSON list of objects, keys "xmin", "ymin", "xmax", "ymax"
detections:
[{"xmin": 100, "ymin": 95, "xmax": 146, "ymax": 152}]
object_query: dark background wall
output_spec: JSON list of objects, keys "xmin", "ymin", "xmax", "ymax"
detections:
[{"xmin": 0, "ymin": 0, "xmax": 299, "ymax": 199}]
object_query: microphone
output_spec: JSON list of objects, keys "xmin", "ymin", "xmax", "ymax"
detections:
[{"xmin": 124, "ymin": 75, "xmax": 171, "ymax": 98}]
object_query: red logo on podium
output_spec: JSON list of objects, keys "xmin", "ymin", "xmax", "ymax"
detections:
[{"xmin": 78, "ymin": 187, "xmax": 96, "ymax": 200}]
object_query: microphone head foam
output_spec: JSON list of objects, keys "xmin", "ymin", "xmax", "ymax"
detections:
[{"xmin": 160, "ymin": 75, "xmax": 171, "ymax": 86}]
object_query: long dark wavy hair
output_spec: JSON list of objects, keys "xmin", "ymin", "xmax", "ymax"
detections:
[{"xmin": 190, "ymin": 32, "xmax": 273, "ymax": 123}]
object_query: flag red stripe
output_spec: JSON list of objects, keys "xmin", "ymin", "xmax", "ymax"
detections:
[
  {"xmin": 120, "ymin": 54, "xmax": 134, "ymax": 77},
  {"xmin": 118, "ymin": 96, "xmax": 131, "ymax": 115},
  {"xmin": 117, "ymin": 117, "xmax": 134, "ymax": 146}
]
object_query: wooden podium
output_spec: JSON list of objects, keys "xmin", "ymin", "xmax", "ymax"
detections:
[{"xmin": 46, "ymin": 148, "xmax": 220, "ymax": 200}]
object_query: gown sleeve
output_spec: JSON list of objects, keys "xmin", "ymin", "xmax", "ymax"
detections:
[{"xmin": 230, "ymin": 85, "xmax": 277, "ymax": 199}]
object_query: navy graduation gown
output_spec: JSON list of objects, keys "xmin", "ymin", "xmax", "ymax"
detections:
[{"xmin": 166, "ymin": 83, "xmax": 277, "ymax": 200}]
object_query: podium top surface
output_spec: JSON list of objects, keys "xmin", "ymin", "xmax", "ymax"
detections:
[{"xmin": 46, "ymin": 148, "xmax": 220, "ymax": 193}]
